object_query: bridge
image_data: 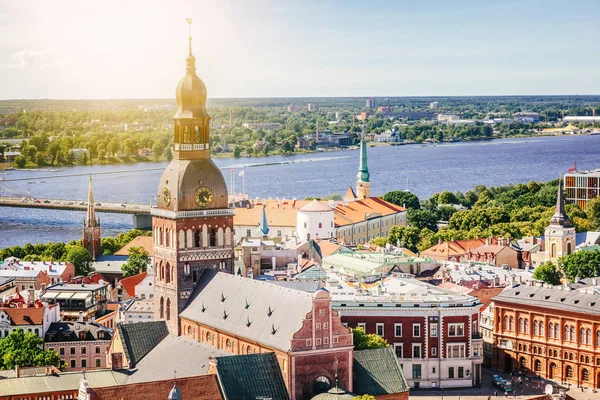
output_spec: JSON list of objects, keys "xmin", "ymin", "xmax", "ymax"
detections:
[{"xmin": 0, "ymin": 196, "xmax": 153, "ymax": 229}]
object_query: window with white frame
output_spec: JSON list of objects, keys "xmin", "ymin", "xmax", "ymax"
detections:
[
  {"xmin": 357, "ymin": 323, "xmax": 366, "ymax": 331},
  {"xmin": 413, "ymin": 324, "xmax": 421, "ymax": 337},
  {"xmin": 394, "ymin": 323, "xmax": 403, "ymax": 337},
  {"xmin": 446, "ymin": 343, "xmax": 466, "ymax": 358},
  {"xmin": 376, "ymin": 323, "xmax": 384, "ymax": 337},
  {"xmin": 431, "ymin": 347, "xmax": 437, "ymax": 357},
  {"xmin": 412, "ymin": 343, "xmax": 422, "ymax": 358},
  {"xmin": 430, "ymin": 323, "xmax": 438, "ymax": 337},
  {"xmin": 448, "ymin": 323, "xmax": 464, "ymax": 337},
  {"xmin": 394, "ymin": 343, "xmax": 403, "ymax": 358}
]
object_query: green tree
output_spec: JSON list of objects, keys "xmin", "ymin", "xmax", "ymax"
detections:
[
  {"xmin": 233, "ymin": 146, "xmax": 241, "ymax": 158},
  {"xmin": 121, "ymin": 246, "xmax": 150, "ymax": 277},
  {"xmin": 65, "ymin": 245, "xmax": 93, "ymax": 276},
  {"xmin": 587, "ymin": 196, "xmax": 600, "ymax": 229},
  {"xmin": 532, "ymin": 261, "xmax": 562, "ymax": 285},
  {"xmin": 14, "ymin": 155, "xmax": 26, "ymax": 168},
  {"xmin": 382, "ymin": 191, "xmax": 420, "ymax": 209},
  {"xmin": 352, "ymin": 328, "xmax": 388, "ymax": 350},
  {"xmin": 437, "ymin": 190, "xmax": 459, "ymax": 204},
  {"xmin": 152, "ymin": 142, "xmax": 164, "ymax": 161},
  {"xmin": 560, "ymin": 250, "xmax": 600, "ymax": 281},
  {"xmin": 370, "ymin": 236, "xmax": 388, "ymax": 248},
  {"xmin": 407, "ymin": 209, "xmax": 438, "ymax": 232},
  {"xmin": 0, "ymin": 329, "xmax": 62, "ymax": 370}
]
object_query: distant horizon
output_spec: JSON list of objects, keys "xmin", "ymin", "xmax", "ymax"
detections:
[{"xmin": 1, "ymin": 0, "xmax": 599, "ymax": 99}]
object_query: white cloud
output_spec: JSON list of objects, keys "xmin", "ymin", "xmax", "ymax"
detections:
[{"xmin": 0, "ymin": 50, "xmax": 72, "ymax": 69}]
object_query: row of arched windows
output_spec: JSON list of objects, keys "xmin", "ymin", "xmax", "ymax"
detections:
[
  {"xmin": 159, "ymin": 297, "xmax": 171, "ymax": 321},
  {"xmin": 504, "ymin": 317, "xmax": 599, "ymax": 345},
  {"xmin": 177, "ymin": 226, "xmax": 232, "ymax": 249},
  {"xmin": 157, "ymin": 261, "xmax": 174, "ymax": 284}
]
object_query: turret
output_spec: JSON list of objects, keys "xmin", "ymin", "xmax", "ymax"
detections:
[{"xmin": 356, "ymin": 138, "xmax": 370, "ymax": 200}]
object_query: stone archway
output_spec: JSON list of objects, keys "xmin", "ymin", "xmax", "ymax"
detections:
[{"xmin": 549, "ymin": 362, "xmax": 557, "ymax": 379}]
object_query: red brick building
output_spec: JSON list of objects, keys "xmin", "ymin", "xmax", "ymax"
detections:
[
  {"xmin": 331, "ymin": 275, "xmax": 483, "ymax": 389},
  {"xmin": 493, "ymin": 282, "xmax": 600, "ymax": 389}
]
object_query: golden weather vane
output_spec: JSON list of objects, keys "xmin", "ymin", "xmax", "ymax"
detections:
[{"xmin": 186, "ymin": 17, "xmax": 193, "ymax": 54}]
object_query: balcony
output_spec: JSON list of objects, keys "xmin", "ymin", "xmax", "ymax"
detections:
[{"xmin": 471, "ymin": 332, "xmax": 483, "ymax": 340}]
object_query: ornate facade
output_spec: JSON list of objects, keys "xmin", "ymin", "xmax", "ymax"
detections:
[
  {"xmin": 493, "ymin": 282, "xmax": 600, "ymax": 389},
  {"xmin": 83, "ymin": 176, "xmax": 101, "ymax": 261},
  {"xmin": 152, "ymin": 27, "xmax": 234, "ymax": 334},
  {"xmin": 543, "ymin": 179, "xmax": 576, "ymax": 264}
]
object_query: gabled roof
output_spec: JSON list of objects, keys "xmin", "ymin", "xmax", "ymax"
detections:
[
  {"xmin": 89, "ymin": 376, "xmax": 223, "ymax": 400},
  {"xmin": 114, "ymin": 236, "xmax": 154, "ymax": 257},
  {"xmin": 421, "ymin": 238, "xmax": 491, "ymax": 258},
  {"xmin": 294, "ymin": 265, "xmax": 328, "ymax": 282},
  {"xmin": 45, "ymin": 321, "xmax": 112, "ymax": 342},
  {"xmin": 117, "ymin": 320, "xmax": 169, "ymax": 367},
  {"xmin": 0, "ymin": 307, "xmax": 44, "ymax": 326},
  {"xmin": 215, "ymin": 353, "xmax": 289, "ymax": 400},
  {"xmin": 180, "ymin": 270, "xmax": 314, "ymax": 352},
  {"xmin": 333, "ymin": 197, "xmax": 406, "ymax": 227},
  {"xmin": 270, "ymin": 280, "xmax": 321, "ymax": 293},
  {"xmin": 353, "ymin": 347, "xmax": 409, "ymax": 396},
  {"xmin": 118, "ymin": 272, "xmax": 148, "ymax": 297},
  {"xmin": 315, "ymin": 239, "xmax": 342, "ymax": 257}
]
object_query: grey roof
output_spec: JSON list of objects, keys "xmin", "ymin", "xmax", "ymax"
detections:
[
  {"xmin": 493, "ymin": 283, "xmax": 600, "ymax": 315},
  {"xmin": 92, "ymin": 259, "xmax": 128, "ymax": 274},
  {"xmin": 180, "ymin": 270, "xmax": 315, "ymax": 352},
  {"xmin": 0, "ymin": 370, "xmax": 131, "ymax": 396},
  {"xmin": 128, "ymin": 334, "xmax": 229, "ymax": 383},
  {"xmin": 46, "ymin": 283, "xmax": 108, "ymax": 292},
  {"xmin": 215, "ymin": 353, "xmax": 289, "ymax": 400},
  {"xmin": 353, "ymin": 347, "xmax": 410, "ymax": 396},
  {"xmin": 576, "ymin": 231, "xmax": 600, "ymax": 247},
  {"xmin": 269, "ymin": 280, "xmax": 321, "ymax": 293},
  {"xmin": 45, "ymin": 321, "xmax": 112, "ymax": 342},
  {"xmin": 117, "ymin": 320, "xmax": 169, "ymax": 367},
  {"xmin": 0, "ymin": 276, "xmax": 15, "ymax": 286}
]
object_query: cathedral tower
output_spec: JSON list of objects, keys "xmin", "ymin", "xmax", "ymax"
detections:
[
  {"xmin": 153, "ymin": 20, "xmax": 234, "ymax": 334},
  {"xmin": 356, "ymin": 139, "xmax": 370, "ymax": 200},
  {"xmin": 544, "ymin": 178, "xmax": 575, "ymax": 263},
  {"xmin": 82, "ymin": 176, "xmax": 101, "ymax": 260}
]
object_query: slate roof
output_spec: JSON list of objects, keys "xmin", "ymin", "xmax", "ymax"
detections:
[
  {"xmin": 353, "ymin": 347, "xmax": 410, "ymax": 396},
  {"xmin": 180, "ymin": 270, "xmax": 314, "ymax": 352},
  {"xmin": 117, "ymin": 320, "xmax": 169, "ymax": 367},
  {"xmin": 128, "ymin": 334, "xmax": 229, "ymax": 383},
  {"xmin": 215, "ymin": 353, "xmax": 289, "ymax": 400},
  {"xmin": 493, "ymin": 283, "xmax": 600, "ymax": 315},
  {"xmin": 45, "ymin": 321, "xmax": 112, "ymax": 342},
  {"xmin": 270, "ymin": 279, "xmax": 321, "ymax": 293}
]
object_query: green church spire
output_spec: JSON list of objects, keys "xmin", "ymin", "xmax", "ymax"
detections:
[
  {"xmin": 256, "ymin": 204, "xmax": 270, "ymax": 236},
  {"xmin": 357, "ymin": 139, "xmax": 370, "ymax": 183}
]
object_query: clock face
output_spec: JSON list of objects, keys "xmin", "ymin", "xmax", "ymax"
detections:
[
  {"xmin": 163, "ymin": 187, "xmax": 171, "ymax": 207},
  {"xmin": 195, "ymin": 186, "xmax": 213, "ymax": 208}
]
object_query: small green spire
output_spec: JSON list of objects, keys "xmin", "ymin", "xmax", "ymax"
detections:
[
  {"xmin": 256, "ymin": 205, "xmax": 270, "ymax": 236},
  {"xmin": 357, "ymin": 139, "xmax": 370, "ymax": 183}
]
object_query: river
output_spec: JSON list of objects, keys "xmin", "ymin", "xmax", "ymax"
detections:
[{"xmin": 0, "ymin": 135, "xmax": 598, "ymax": 248}]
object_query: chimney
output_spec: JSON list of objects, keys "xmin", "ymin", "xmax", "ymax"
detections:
[{"xmin": 575, "ymin": 277, "xmax": 581, "ymax": 284}]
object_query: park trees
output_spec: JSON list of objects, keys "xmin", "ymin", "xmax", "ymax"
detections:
[
  {"xmin": 121, "ymin": 247, "xmax": 150, "ymax": 277},
  {"xmin": 0, "ymin": 329, "xmax": 62, "ymax": 370}
]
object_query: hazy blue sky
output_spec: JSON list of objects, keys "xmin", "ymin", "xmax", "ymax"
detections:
[{"xmin": 0, "ymin": 0, "xmax": 599, "ymax": 99}]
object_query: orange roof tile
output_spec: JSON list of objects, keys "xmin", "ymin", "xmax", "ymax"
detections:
[
  {"xmin": 1, "ymin": 307, "xmax": 44, "ymax": 325},
  {"xmin": 421, "ymin": 238, "xmax": 490, "ymax": 259},
  {"xmin": 234, "ymin": 199, "xmax": 310, "ymax": 227},
  {"xmin": 119, "ymin": 272, "xmax": 148, "ymax": 297},
  {"xmin": 315, "ymin": 239, "xmax": 341, "ymax": 257},
  {"xmin": 115, "ymin": 236, "xmax": 154, "ymax": 256},
  {"xmin": 333, "ymin": 197, "xmax": 406, "ymax": 226}
]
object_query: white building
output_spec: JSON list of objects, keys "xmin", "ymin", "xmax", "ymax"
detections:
[
  {"xmin": 0, "ymin": 302, "xmax": 60, "ymax": 339},
  {"xmin": 122, "ymin": 299, "xmax": 154, "ymax": 324},
  {"xmin": 135, "ymin": 265, "xmax": 154, "ymax": 300},
  {"xmin": 296, "ymin": 199, "xmax": 335, "ymax": 241}
]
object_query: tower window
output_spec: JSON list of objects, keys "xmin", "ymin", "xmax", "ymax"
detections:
[
  {"xmin": 194, "ymin": 230, "xmax": 201, "ymax": 247},
  {"xmin": 194, "ymin": 126, "xmax": 201, "ymax": 143},
  {"xmin": 210, "ymin": 229, "xmax": 216, "ymax": 246}
]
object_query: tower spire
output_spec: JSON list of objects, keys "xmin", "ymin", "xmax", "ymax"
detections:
[
  {"xmin": 85, "ymin": 175, "xmax": 98, "ymax": 228},
  {"xmin": 256, "ymin": 205, "xmax": 270, "ymax": 237},
  {"xmin": 83, "ymin": 175, "xmax": 101, "ymax": 261},
  {"xmin": 549, "ymin": 176, "xmax": 571, "ymax": 228}
]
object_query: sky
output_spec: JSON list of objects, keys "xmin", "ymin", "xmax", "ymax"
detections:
[{"xmin": 0, "ymin": 0, "xmax": 599, "ymax": 99}]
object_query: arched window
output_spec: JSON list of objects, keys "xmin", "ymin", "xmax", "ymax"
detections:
[
  {"xmin": 318, "ymin": 223, "xmax": 322, "ymax": 229},
  {"xmin": 524, "ymin": 318, "xmax": 529, "ymax": 334},
  {"xmin": 555, "ymin": 324, "xmax": 559, "ymax": 339},
  {"xmin": 586, "ymin": 329, "xmax": 591, "ymax": 344},
  {"xmin": 247, "ymin": 347, "xmax": 253, "ymax": 354},
  {"xmin": 570, "ymin": 326, "xmax": 575, "ymax": 342},
  {"xmin": 567, "ymin": 242, "xmax": 572, "ymax": 255},
  {"xmin": 540, "ymin": 322, "xmax": 544, "ymax": 336},
  {"xmin": 580, "ymin": 355, "xmax": 585, "ymax": 363},
  {"xmin": 586, "ymin": 356, "xmax": 590, "ymax": 364},
  {"xmin": 597, "ymin": 331, "xmax": 600, "ymax": 345},
  {"xmin": 503, "ymin": 316, "xmax": 509, "ymax": 330},
  {"xmin": 581, "ymin": 328, "xmax": 586, "ymax": 343},
  {"xmin": 210, "ymin": 229, "xmax": 216, "ymax": 247},
  {"xmin": 582, "ymin": 368, "xmax": 589, "ymax": 381},
  {"xmin": 207, "ymin": 332, "xmax": 212, "ymax": 344},
  {"xmin": 159, "ymin": 297, "xmax": 164, "ymax": 319},
  {"xmin": 226, "ymin": 339, "xmax": 233, "ymax": 351},
  {"xmin": 165, "ymin": 264, "xmax": 171, "ymax": 284},
  {"xmin": 519, "ymin": 318, "xmax": 524, "ymax": 333},
  {"xmin": 565, "ymin": 325, "xmax": 570, "ymax": 341},
  {"xmin": 549, "ymin": 323, "xmax": 554, "ymax": 338},
  {"xmin": 533, "ymin": 321, "xmax": 539, "ymax": 335},
  {"xmin": 569, "ymin": 353, "xmax": 574, "ymax": 361},
  {"xmin": 566, "ymin": 365, "xmax": 573, "ymax": 378},
  {"xmin": 534, "ymin": 359, "xmax": 542, "ymax": 372},
  {"xmin": 166, "ymin": 298, "xmax": 171, "ymax": 321},
  {"xmin": 509, "ymin": 317, "xmax": 514, "ymax": 331},
  {"xmin": 194, "ymin": 230, "xmax": 201, "ymax": 247},
  {"xmin": 551, "ymin": 243, "xmax": 557, "ymax": 258}
]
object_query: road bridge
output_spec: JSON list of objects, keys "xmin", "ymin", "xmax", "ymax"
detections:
[{"xmin": 0, "ymin": 196, "xmax": 153, "ymax": 229}]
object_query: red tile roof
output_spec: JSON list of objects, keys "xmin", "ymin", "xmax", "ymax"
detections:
[
  {"xmin": 119, "ymin": 272, "xmax": 147, "ymax": 297},
  {"xmin": 421, "ymin": 238, "xmax": 495, "ymax": 259},
  {"xmin": 88, "ymin": 375, "xmax": 223, "ymax": 400},
  {"xmin": 1, "ymin": 307, "xmax": 44, "ymax": 325}
]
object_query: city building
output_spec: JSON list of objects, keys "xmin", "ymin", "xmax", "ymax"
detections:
[
  {"xmin": 177, "ymin": 270, "xmax": 354, "ymax": 400},
  {"xmin": 151, "ymin": 32, "xmax": 235, "ymax": 335},
  {"xmin": 562, "ymin": 116, "xmax": 600, "ymax": 123},
  {"xmin": 43, "ymin": 321, "xmax": 112, "ymax": 371},
  {"xmin": 241, "ymin": 122, "xmax": 283, "ymax": 130},
  {"xmin": 297, "ymin": 199, "xmax": 335, "ymax": 241},
  {"xmin": 366, "ymin": 98, "xmax": 375, "ymax": 109},
  {"xmin": 421, "ymin": 238, "xmax": 494, "ymax": 262},
  {"xmin": 436, "ymin": 262, "xmax": 535, "ymax": 288},
  {"xmin": 121, "ymin": 298, "xmax": 154, "ymax": 324},
  {"xmin": 429, "ymin": 101, "xmax": 439, "ymax": 109},
  {"xmin": 0, "ymin": 258, "xmax": 75, "ymax": 286},
  {"xmin": 0, "ymin": 300, "xmax": 60, "ymax": 338},
  {"xmin": 0, "ymin": 268, "xmax": 48, "ymax": 291},
  {"xmin": 308, "ymin": 103, "xmax": 319, "ymax": 111},
  {"xmin": 492, "ymin": 281, "xmax": 600, "ymax": 389},
  {"xmin": 480, "ymin": 302, "xmax": 495, "ymax": 367},
  {"xmin": 564, "ymin": 168, "xmax": 600, "ymax": 210},
  {"xmin": 41, "ymin": 282, "xmax": 109, "ymax": 321},
  {"xmin": 83, "ymin": 176, "xmax": 101, "ymax": 260},
  {"xmin": 462, "ymin": 239, "xmax": 521, "ymax": 269},
  {"xmin": 111, "ymin": 271, "xmax": 147, "ymax": 302},
  {"xmin": 330, "ymin": 275, "xmax": 483, "ymax": 389}
]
